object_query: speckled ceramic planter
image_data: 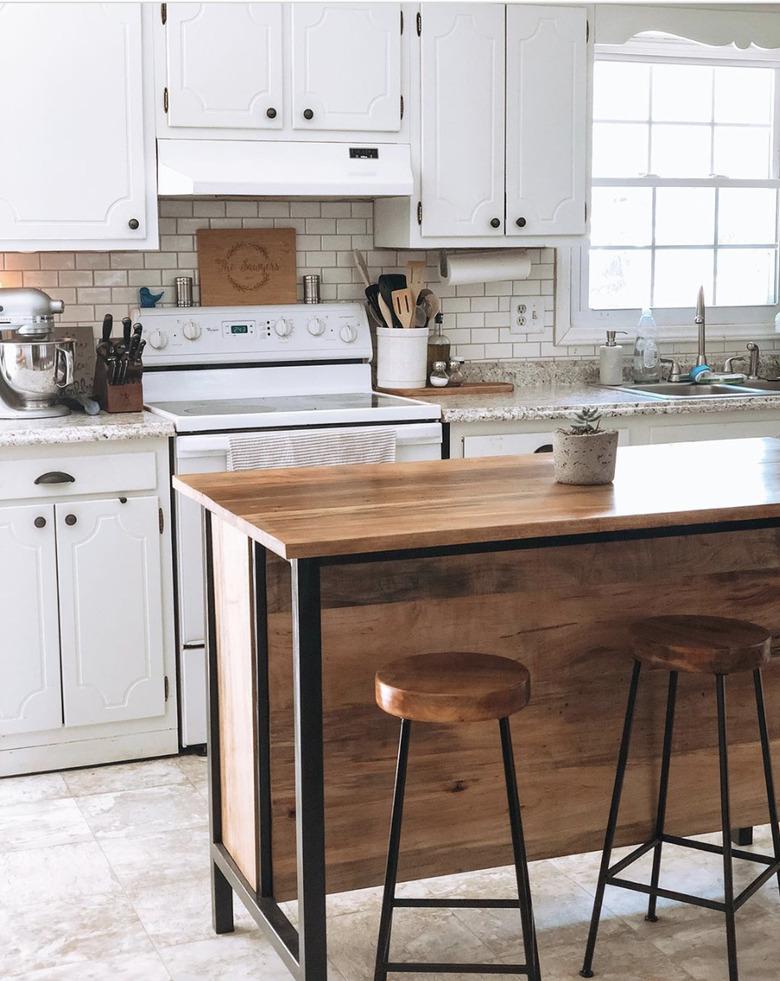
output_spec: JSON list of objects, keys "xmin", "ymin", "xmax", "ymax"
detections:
[{"xmin": 552, "ymin": 428, "xmax": 619, "ymax": 485}]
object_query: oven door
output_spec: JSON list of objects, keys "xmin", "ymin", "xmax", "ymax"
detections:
[{"xmin": 173, "ymin": 421, "xmax": 442, "ymax": 745}]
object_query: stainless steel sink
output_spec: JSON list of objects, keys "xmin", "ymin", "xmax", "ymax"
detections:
[{"xmin": 607, "ymin": 382, "xmax": 780, "ymax": 400}]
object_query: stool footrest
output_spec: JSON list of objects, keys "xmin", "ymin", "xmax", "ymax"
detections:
[
  {"xmin": 605, "ymin": 832, "xmax": 780, "ymax": 915},
  {"xmin": 393, "ymin": 897, "xmax": 520, "ymax": 910},
  {"xmin": 386, "ymin": 962, "xmax": 528, "ymax": 975}
]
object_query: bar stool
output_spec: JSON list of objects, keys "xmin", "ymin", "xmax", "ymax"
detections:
[
  {"xmin": 373, "ymin": 651, "xmax": 541, "ymax": 980},
  {"xmin": 580, "ymin": 615, "xmax": 780, "ymax": 981}
]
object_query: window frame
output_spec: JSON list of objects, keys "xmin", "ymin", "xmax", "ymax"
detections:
[{"xmin": 557, "ymin": 39, "xmax": 780, "ymax": 347}]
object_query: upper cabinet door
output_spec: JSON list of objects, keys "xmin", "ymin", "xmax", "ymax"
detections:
[
  {"xmin": 421, "ymin": 4, "xmax": 506, "ymax": 237},
  {"xmin": 165, "ymin": 3, "xmax": 284, "ymax": 129},
  {"xmin": 291, "ymin": 3, "xmax": 402, "ymax": 131},
  {"xmin": 57, "ymin": 497, "xmax": 165, "ymax": 728},
  {"xmin": 0, "ymin": 506, "xmax": 62, "ymax": 737},
  {"xmin": 505, "ymin": 5, "xmax": 588, "ymax": 237},
  {"xmin": 0, "ymin": 3, "xmax": 156, "ymax": 248}
]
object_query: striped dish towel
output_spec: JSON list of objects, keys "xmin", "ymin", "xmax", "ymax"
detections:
[{"xmin": 226, "ymin": 427, "xmax": 397, "ymax": 471}]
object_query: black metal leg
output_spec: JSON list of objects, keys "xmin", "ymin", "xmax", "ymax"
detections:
[
  {"xmin": 211, "ymin": 861, "xmax": 235, "ymax": 934},
  {"xmin": 647, "ymin": 671, "xmax": 678, "ymax": 923},
  {"xmin": 500, "ymin": 717, "xmax": 541, "ymax": 981},
  {"xmin": 580, "ymin": 659, "xmax": 642, "ymax": 979},
  {"xmin": 731, "ymin": 828, "xmax": 754, "ymax": 847},
  {"xmin": 204, "ymin": 511, "xmax": 234, "ymax": 934},
  {"xmin": 754, "ymin": 669, "xmax": 780, "ymax": 894},
  {"xmin": 291, "ymin": 559, "xmax": 328, "ymax": 980},
  {"xmin": 374, "ymin": 720, "xmax": 412, "ymax": 981},
  {"xmin": 716, "ymin": 675, "xmax": 739, "ymax": 981}
]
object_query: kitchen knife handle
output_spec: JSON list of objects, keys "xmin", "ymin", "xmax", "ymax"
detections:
[{"xmin": 34, "ymin": 471, "xmax": 75, "ymax": 485}]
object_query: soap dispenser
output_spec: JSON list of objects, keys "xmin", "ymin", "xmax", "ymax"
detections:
[{"xmin": 599, "ymin": 330, "xmax": 628, "ymax": 385}]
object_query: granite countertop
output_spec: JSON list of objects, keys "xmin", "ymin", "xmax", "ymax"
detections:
[
  {"xmin": 0, "ymin": 410, "xmax": 175, "ymax": 448},
  {"xmin": 433, "ymin": 384, "xmax": 780, "ymax": 423}
]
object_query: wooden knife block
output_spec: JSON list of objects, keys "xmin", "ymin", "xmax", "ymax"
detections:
[{"xmin": 93, "ymin": 359, "xmax": 144, "ymax": 413}]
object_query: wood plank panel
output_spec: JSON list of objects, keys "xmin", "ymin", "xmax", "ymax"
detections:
[
  {"xmin": 174, "ymin": 438, "xmax": 780, "ymax": 559},
  {"xmin": 266, "ymin": 527, "xmax": 780, "ymax": 900},
  {"xmin": 213, "ymin": 517, "xmax": 257, "ymax": 890}
]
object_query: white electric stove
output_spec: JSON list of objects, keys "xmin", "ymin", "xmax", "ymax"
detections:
[{"xmin": 142, "ymin": 302, "xmax": 442, "ymax": 746}]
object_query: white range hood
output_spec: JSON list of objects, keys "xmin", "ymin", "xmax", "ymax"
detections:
[{"xmin": 157, "ymin": 140, "xmax": 413, "ymax": 197}]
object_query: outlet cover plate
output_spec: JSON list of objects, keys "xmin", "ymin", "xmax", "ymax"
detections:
[{"xmin": 510, "ymin": 297, "xmax": 544, "ymax": 334}]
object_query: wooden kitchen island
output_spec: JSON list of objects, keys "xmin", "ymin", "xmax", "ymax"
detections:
[{"xmin": 174, "ymin": 437, "xmax": 780, "ymax": 980}]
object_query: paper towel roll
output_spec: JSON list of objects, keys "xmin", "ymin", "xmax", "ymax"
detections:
[{"xmin": 439, "ymin": 250, "xmax": 531, "ymax": 286}]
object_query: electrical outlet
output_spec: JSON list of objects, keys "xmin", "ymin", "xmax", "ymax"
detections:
[{"xmin": 510, "ymin": 298, "xmax": 545, "ymax": 334}]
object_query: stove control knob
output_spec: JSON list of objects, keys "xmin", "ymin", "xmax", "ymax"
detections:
[
  {"xmin": 148, "ymin": 329, "xmax": 168, "ymax": 350},
  {"xmin": 339, "ymin": 323, "xmax": 358, "ymax": 344},
  {"xmin": 182, "ymin": 320, "xmax": 201, "ymax": 341},
  {"xmin": 274, "ymin": 317, "xmax": 294, "ymax": 338},
  {"xmin": 307, "ymin": 317, "xmax": 326, "ymax": 337}
]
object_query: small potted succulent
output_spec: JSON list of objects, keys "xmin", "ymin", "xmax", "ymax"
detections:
[{"xmin": 552, "ymin": 407, "xmax": 619, "ymax": 485}]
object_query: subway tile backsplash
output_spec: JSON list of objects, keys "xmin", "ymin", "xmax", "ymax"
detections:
[{"xmin": 0, "ymin": 198, "xmax": 557, "ymax": 362}]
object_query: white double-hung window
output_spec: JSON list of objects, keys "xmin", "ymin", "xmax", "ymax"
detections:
[{"xmin": 564, "ymin": 28, "xmax": 780, "ymax": 341}]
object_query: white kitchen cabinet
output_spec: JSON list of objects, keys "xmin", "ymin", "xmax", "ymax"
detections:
[
  {"xmin": 375, "ymin": 1, "xmax": 591, "ymax": 247},
  {"xmin": 165, "ymin": 3, "xmax": 284, "ymax": 129},
  {"xmin": 291, "ymin": 3, "xmax": 402, "ymax": 131},
  {"xmin": 0, "ymin": 506, "xmax": 62, "ymax": 737},
  {"xmin": 505, "ymin": 5, "xmax": 588, "ymax": 238},
  {"xmin": 0, "ymin": 2, "xmax": 158, "ymax": 250},
  {"xmin": 462, "ymin": 428, "xmax": 629, "ymax": 458},
  {"xmin": 0, "ymin": 439, "xmax": 177, "ymax": 778},
  {"xmin": 420, "ymin": 4, "xmax": 506, "ymax": 237},
  {"xmin": 57, "ymin": 497, "xmax": 166, "ymax": 728}
]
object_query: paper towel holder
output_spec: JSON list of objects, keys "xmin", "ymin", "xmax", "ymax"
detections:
[{"xmin": 438, "ymin": 248, "xmax": 531, "ymax": 286}]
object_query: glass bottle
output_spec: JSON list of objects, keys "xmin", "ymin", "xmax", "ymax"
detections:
[{"xmin": 427, "ymin": 313, "xmax": 451, "ymax": 376}]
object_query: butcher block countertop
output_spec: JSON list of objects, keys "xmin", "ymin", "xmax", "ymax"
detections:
[{"xmin": 174, "ymin": 437, "xmax": 780, "ymax": 561}]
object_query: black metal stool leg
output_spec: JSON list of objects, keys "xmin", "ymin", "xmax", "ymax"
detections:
[
  {"xmin": 754, "ymin": 669, "xmax": 780, "ymax": 894},
  {"xmin": 500, "ymin": 716, "xmax": 541, "ymax": 981},
  {"xmin": 646, "ymin": 671, "xmax": 678, "ymax": 923},
  {"xmin": 716, "ymin": 675, "xmax": 739, "ymax": 981},
  {"xmin": 374, "ymin": 719, "xmax": 412, "ymax": 981},
  {"xmin": 580, "ymin": 659, "xmax": 642, "ymax": 979}
]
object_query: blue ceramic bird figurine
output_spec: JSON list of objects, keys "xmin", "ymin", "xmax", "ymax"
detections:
[{"xmin": 139, "ymin": 287, "xmax": 164, "ymax": 308}]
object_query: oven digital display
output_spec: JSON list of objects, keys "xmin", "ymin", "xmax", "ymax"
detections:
[{"xmin": 230, "ymin": 324, "xmax": 249, "ymax": 335}]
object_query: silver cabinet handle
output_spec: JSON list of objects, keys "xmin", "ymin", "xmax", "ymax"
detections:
[{"xmin": 34, "ymin": 471, "xmax": 75, "ymax": 485}]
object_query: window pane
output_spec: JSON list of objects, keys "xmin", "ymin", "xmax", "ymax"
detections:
[
  {"xmin": 651, "ymin": 124, "xmax": 711, "ymax": 177},
  {"xmin": 718, "ymin": 189, "xmax": 778, "ymax": 245},
  {"xmin": 592, "ymin": 123, "xmax": 649, "ymax": 178},
  {"xmin": 654, "ymin": 250, "xmax": 714, "ymax": 307},
  {"xmin": 714, "ymin": 67, "xmax": 774, "ymax": 125},
  {"xmin": 717, "ymin": 249, "xmax": 778, "ymax": 305},
  {"xmin": 652, "ymin": 64, "xmax": 712, "ymax": 122},
  {"xmin": 590, "ymin": 188, "xmax": 653, "ymax": 246},
  {"xmin": 593, "ymin": 61, "xmax": 650, "ymax": 120},
  {"xmin": 713, "ymin": 126, "xmax": 772, "ymax": 179},
  {"xmin": 589, "ymin": 249, "xmax": 651, "ymax": 309},
  {"xmin": 655, "ymin": 188, "xmax": 715, "ymax": 246}
]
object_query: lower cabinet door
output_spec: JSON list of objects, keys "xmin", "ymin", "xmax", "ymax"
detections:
[
  {"xmin": 0, "ymin": 505, "xmax": 62, "ymax": 736},
  {"xmin": 56, "ymin": 496, "xmax": 165, "ymax": 727}
]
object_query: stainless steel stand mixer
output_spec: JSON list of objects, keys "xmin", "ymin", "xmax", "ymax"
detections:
[{"xmin": 0, "ymin": 288, "xmax": 75, "ymax": 418}]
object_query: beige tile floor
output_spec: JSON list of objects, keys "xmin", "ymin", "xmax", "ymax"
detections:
[{"xmin": 2, "ymin": 754, "xmax": 779, "ymax": 979}]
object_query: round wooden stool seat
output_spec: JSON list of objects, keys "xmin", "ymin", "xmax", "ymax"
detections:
[
  {"xmin": 630, "ymin": 615, "xmax": 771, "ymax": 675},
  {"xmin": 375, "ymin": 651, "xmax": 531, "ymax": 724}
]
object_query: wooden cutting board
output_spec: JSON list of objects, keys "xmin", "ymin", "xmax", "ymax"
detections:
[
  {"xmin": 378, "ymin": 382, "xmax": 514, "ymax": 397},
  {"xmin": 197, "ymin": 228, "xmax": 297, "ymax": 306}
]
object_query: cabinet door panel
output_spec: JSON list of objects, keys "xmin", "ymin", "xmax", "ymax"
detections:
[
  {"xmin": 166, "ymin": 3, "xmax": 283, "ymax": 129},
  {"xmin": 506, "ymin": 5, "xmax": 588, "ymax": 237},
  {"xmin": 0, "ymin": 506, "xmax": 61, "ymax": 736},
  {"xmin": 0, "ymin": 3, "xmax": 151, "ymax": 243},
  {"xmin": 57, "ymin": 497, "xmax": 165, "ymax": 727},
  {"xmin": 421, "ymin": 4, "xmax": 505, "ymax": 237},
  {"xmin": 292, "ymin": 3, "xmax": 401, "ymax": 131}
]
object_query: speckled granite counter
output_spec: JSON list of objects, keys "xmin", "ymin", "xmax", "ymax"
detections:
[
  {"xmin": 0, "ymin": 410, "xmax": 175, "ymax": 448},
  {"xmin": 434, "ymin": 384, "xmax": 780, "ymax": 424}
]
